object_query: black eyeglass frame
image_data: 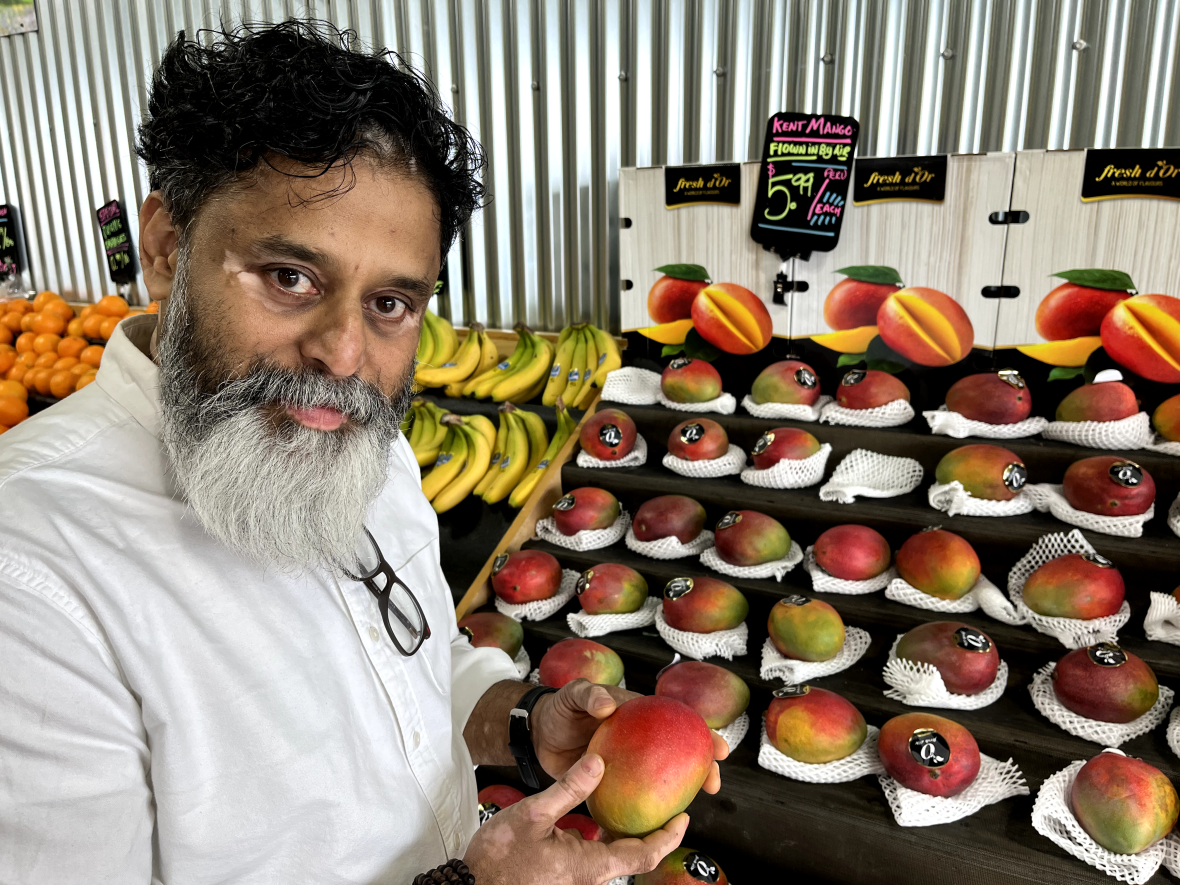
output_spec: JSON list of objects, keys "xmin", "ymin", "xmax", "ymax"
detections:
[{"xmin": 344, "ymin": 528, "xmax": 431, "ymax": 656}]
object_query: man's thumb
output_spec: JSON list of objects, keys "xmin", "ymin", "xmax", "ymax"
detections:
[{"xmin": 522, "ymin": 754, "xmax": 604, "ymax": 834}]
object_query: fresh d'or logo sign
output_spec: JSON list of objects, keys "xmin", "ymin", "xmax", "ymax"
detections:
[
  {"xmin": 752, "ymin": 432, "xmax": 774, "ymax": 456},
  {"xmin": 1088, "ymin": 642, "xmax": 1128, "ymax": 667},
  {"xmin": 1003, "ymin": 462, "xmax": 1028, "ymax": 493},
  {"xmin": 953, "ymin": 626, "xmax": 991, "ymax": 653},
  {"xmin": 664, "ymin": 577, "xmax": 694, "ymax": 600},
  {"xmin": 492, "ymin": 553, "xmax": 509, "ymax": 574},
  {"xmin": 715, "ymin": 511, "xmax": 742, "ymax": 531},
  {"xmin": 554, "ymin": 494, "xmax": 577, "ymax": 511},
  {"xmin": 681, "ymin": 851, "xmax": 721, "ymax": 883},
  {"xmin": 1109, "ymin": 461, "xmax": 1143, "ymax": 487},
  {"xmin": 680, "ymin": 423, "xmax": 706, "ymax": 444},
  {"xmin": 598, "ymin": 424, "xmax": 623, "ymax": 448},
  {"xmin": 909, "ymin": 728, "xmax": 951, "ymax": 769},
  {"xmin": 575, "ymin": 569, "xmax": 593, "ymax": 595}
]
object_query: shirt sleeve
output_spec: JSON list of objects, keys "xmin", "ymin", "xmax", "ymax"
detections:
[
  {"xmin": 0, "ymin": 577, "xmax": 154, "ymax": 884},
  {"xmin": 449, "ymin": 634, "xmax": 521, "ymax": 735}
]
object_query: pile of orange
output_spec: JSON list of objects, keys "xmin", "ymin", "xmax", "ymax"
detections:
[{"xmin": 0, "ymin": 291, "xmax": 155, "ymax": 433}]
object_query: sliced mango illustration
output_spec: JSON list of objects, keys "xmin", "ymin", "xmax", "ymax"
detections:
[
  {"xmin": 1016, "ymin": 336, "xmax": 1103, "ymax": 367},
  {"xmin": 811, "ymin": 325, "xmax": 879, "ymax": 354},
  {"xmin": 1123, "ymin": 301, "xmax": 1180, "ymax": 371},
  {"xmin": 893, "ymin": 293, "xmax": 963, "ymax": 362},
  {"xmin": 637, "ymin": 318, "xmax": 695, "ymax": 345}
]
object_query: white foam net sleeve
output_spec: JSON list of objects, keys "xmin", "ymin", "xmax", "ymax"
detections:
[
  {"xmin": 740, "ymin": 443, "xmax": 832, "ymax": 489},
  {"xmin": 1145, "ymin": 592, "xmax": 1180, "ymax": 646},
  {"xmin": 656, "ymin": 389, "xmax": 737, "ymax": 415},
  {"xmin": 1169, "ymin": 708, "xmax": 1180, "ymax": 759},
  {"xmin": 923, "ymin": 406, "xmax": 1050, "ymax": 440},
  {"xmin": 654, "ymin": 609, "xmax": 748, "ymax": 661},
  {"xmin": 819, "ymin": 398, "xmax": 916, "ymax": 428},
  {"xmin": 713, "ymin": 711, "xmax": 750, "ymax": 751},
  {"xmin": 818, "ymin": 449, "xmax": 925, "ymax": 504},
  {"xmin": 1032, "ymin": 756, "xmax": 1168, "ymax": 885},
  {"xmin": 534, "ymin": 512, "xmax": 631, "ymax": 552},
  {"xmin": 882, "ymin": 634, "xmax": 1008, "ymax": 711},
  {"xmin": 804, "ymin": 546, "xmax": 895, "ymax": 595},
  {"xmin": 927, "ymin": 480, "xmax": 1035, "ymax": 517},
  {"xmin": 884, "ymin": 574, "xmax": 1001, "ymax": 615},
  {"xmin": 1028, "ymin": 663, "xmax": 1175, "ymax": 746},
  {"xmin": 1142, "ymin": 432, "xmax": 1180, "ymax": 457},
  {"xmin": 1041, "ymin": 412, "xmax": 1153, "ymax": 450},
  {"xmin": 1169, "ymin": 493, "xmax": 1180, "ymax": 539},
  {"xmin": 513, "ymin": 646, "xmax": 531, "ymax": 680},
  {"xmin": 879, "ymin": 754, "xmax": 1029, "ymax": 827},
  {"xmin": 700, "ymin": 540, "xmax": 804, "ymax": 582},
  {"xmin": 758, "ymin": 720, "xmax": 885, "ymax": 784},
  {"xmin": 566, "ymin": 597, "xmax": 660, "ymax": 638},
  {"xmin": 624, "ymin": 527, "xmax": 714, "ymax": 560},
  {"xmin": 662, "ymin": 444, "xmax": 747, "ymax": 478},
  {"xmin": 600, "ymin": 367, "xmax": 661, "ymax": 405},
  {"xmin": 1026, "ymin": 484, "xmax": 1154, "ymax": 539},
  {"xmin": 1007, "ymin": 529, "xmax": 1131, "ymax": 647},
  {"xmin": 741, "ymin": 394, "xmax": 832, "ymax": 422},
  {"xmin": 1166, "ymin": 835, "xmax": 1180, "ymax": 879},
  {"xmin": 575, "ymin": 433, "xmax": 648, "ymax": 469},
  {"xmin": 494, "ymin": 570, "xmax": 580, "ymax": 622},
  {"xmin": 528, "ymin": 668, "xmax": 626, "ymax": 691},
  {"xmin": 604, "ymin": 877, "xmax": 633, "ymax": 885},
  {"xmin": 759, "ymin": 628, "xmax": 871, "ymax": 683}
]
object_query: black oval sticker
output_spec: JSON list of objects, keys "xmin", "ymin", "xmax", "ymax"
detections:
[
  {"xmin": 492, "ymin": 553, "xmax": 509, "ymax": 574},
  {"xmin": 680, "ymin": 423, "xmax": 706, "ymax": 444},
  {"xmin": 459, "ymin": 626, "xmax": 475, "ymax": 641},
  {"xmin": 478, "ymin": 802, "xmax": 501, "ymax": 825},
  {"xmin": 599, "ymin": 424, "xmax": 623, "ymax": 448},
  {"xmin": 794, "ymin": 367, "xmax": 818, "ymax": 389},
  {"xmin": 909, "ymin": 728, "xmax": 951, "ymax": 768},
  {"xmin": 842, "ymin": 369, "xmax": 867, "ymax": 386},
  {"xmin": 1109, "ymin": 461, "xmax": 1143, "ymax": 488},
  {"xmin": 1082, "ymin": 551, "xmax": 1114, "ymax": 568},
  {"xmin": 752, "ymin": 431, "xmax": 774, "ymax": 456},
  {"xmin": 998, "ymin": 369, "xmax": 1026, "ymax": 390},
  {"xmin": 1088, "ymin": 642, "xmax": 1127, "ymax": 667},
  {"xmin": 555, "ymin": 494, "xmax": 577, "ymax": 511},
  {"xmin": 716, "ymin": 511, "xmax": 742, "ymax": 531},
  {"xmin": 953, "ymin": 626, "xmax": 991, "ymax": 653},
  {"xmin": 780, "ymin": 594, "xmax": 810, "ymax": 607},
  {"xmin": 664, "ymin": 577, "xmax": 694, "ymax": 600},
  {"xmin": 682, "ymin": 851, "xmax": 721, "ymax": 883},
  {"xmin": 669, "ymin": 357, "xmax": 693, "ymax": 370},
  {"xmin": 1003, "ymin": 462, "xmax": 1028, "ymax": 492},
  {"xmin": 576, "ymin": 569, "xmax": 593, "ymax": 595},
  {"xmin": 773, "ymin": 683, "xmax": 811, "ymax": 698}
]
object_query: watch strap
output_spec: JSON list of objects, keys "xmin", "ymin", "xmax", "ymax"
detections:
[{"xmin": 509, "ymin": 685, "xmax": 557, "ymax": 789}]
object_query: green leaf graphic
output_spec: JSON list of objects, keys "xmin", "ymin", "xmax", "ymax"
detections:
[
  {"xmin": 866, "ymin": 359, "xmax": 907, "ymax": 374},
  {"xmin": 837, "ymin": 352, "xmax": 867, "ymax": 367},
  {"xmin": 655, "ymin": 263, "xmax": 711, "ymax": 282},
  {"xmin": 836, "ymin": 265, "xmax": 904, "ymax": 286},
  {"xmin": 1050, "ymin": 269, "xmax": 1136, "ymax": 292},
  {"xmin": 1047, "ymin": 366, "xmax": 1085, "ymax": 382},
  {"xmin": 661, "ymin": 342, "xmax": 686, "ymax": 358},
  {"xmin": 682, "ymin": 328, "xmax": 721, "ymax": 362}
]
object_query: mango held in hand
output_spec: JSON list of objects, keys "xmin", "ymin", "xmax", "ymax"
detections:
[
  {"xmin": 690, "ymin": 282, "xmax": 773, "ymax": 355},
  {"xmin": 835, "ymin": 369, "xmax": 910, "ymax": 409},
  {"xmin": 895, "ymin": 621, "xmax": 999, "ymax": 695},
  {"xmin": 1100, "ymin": 293, "xmax": 1180, "ymax": 383},
  {"xmin": 633, "ymin": 495, "xmax": 707, "ymax": 544},
  {"xmin": 767, "ymin": 596, "xmax": 845, "ymax": 662},
  {"xmin": 934, "ymin": 444, "xmax": 1028, "ymax": 501},
  {"xmin": 1051, "ymin": 643, "xmax": 1159, "ymax": 723},
  {"xmin": 1022, "ymin": 552, "xmax": 1125, "ymax": 620},
  {"xmin": 636, "ymin": 847, "xmax": 728, "ymax": 885},
  {"xmin": 491, "ymin": 549, "xmax": 563, "ymax": 604},
  {"xmin": 945, "ymin": 370, "xmax": 1032, "ymax": 424},
  {"xmin": 538, "ymin": 638, "xmax": 624, "ymax": 688},
  {"xmin": 457, "ymin": 611, "xmax": 525, "ymax": 658},
  {"xmin": 878, "ymin": 712, "xmax": 980, "ymax": 797},
  {"xmin": 813, "ymin": 524, "xmax": 891, "ymax": 581},
  {"xmin": 1056, "ymin": 380, "xmax": 1139, "ymax": 422},
  {"xmin": 655, "ymin": 660, "xmax": 750, "ymax": 729},
  {"xmin": 750, "ymin": 427, "xmax": 821, "ymax": 469},
  {"xmin": 661, "ymin": 357, "xmax": 723, "ymax": 403},
  {"xmin": 1070, "ymin": 751, "xmax": 1180, "ymax": 855},
  {"xmin": 896, "ymin": 528, "xmax": 981, "ymax": 600},
  {"xmin": 667, "ymin": 418, "xmax": 729, "ymax": 461},
  {"xmin": 765, "ymin": 685, "xmax": 867, "ymax": 763},
  {"xmin": 586, "ymin": 695, "xmax": 714, "ymax": 837},
  {"xmin": 1063, "ymin": 456, "xmax": 1155, "ymax": 517},
  {"xmin": 713, "ymin": 510, "xmax": 791, "ymax": 566},
  {"xmin": 580, "ymin": 408, "xmax": 638, "ymax": 461},
  {"xmin": 876, "ymin": 286, "xmax": 974, "ymax": 366},
  {"xmin": 555, "ymin": 813, "xmax": 606, "ymax": 841},
  {"xmin": 1152, "ymin": 393, "xmax": 1180, "ymax": 441},
  {"xmin": 553, "ymin": 487, "xmax": 621, "ymax": 534},
  {"xmin": 750, "ymin": 359, "xmax": 821, "ymax": 406},
  {"xmin": 662, "ymin": 576, "xmax": 749, "ymax": 633},
  {"xmin": 576, "ymin": 563, "xmax": 648, "ymax": 614}
]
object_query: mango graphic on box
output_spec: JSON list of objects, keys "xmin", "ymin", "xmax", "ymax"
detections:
[
  {"xmin": 876, "ymin": 286, "xmax": 974, "ymax": 366},
  {"xmin": 824, "ymin": 265, "xmax": 903, "ymax": 330}
]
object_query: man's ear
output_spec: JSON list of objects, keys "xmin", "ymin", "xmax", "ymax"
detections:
[{"xmin": 139, "ymin": 191, "xmax": 179, "ymax": 305}]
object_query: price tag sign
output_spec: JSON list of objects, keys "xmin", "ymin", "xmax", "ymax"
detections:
[
  {"xmin": 0, "ymin": 204, "xmax": 25, "ymax": 280},
  {"xmin": 96, "ymin": 199, "xmax": 137, "ymax": 285},
  {"xmin": 750, "ymin": 112, "xmax": 859, "ymax": 259},
  {"xmin": 1081, "ymin": 148, "xmax": 1180, "ymax": 201},
  {"xmin": 853, "ymin": 155, "xmax": 947, "ymax": 205}
]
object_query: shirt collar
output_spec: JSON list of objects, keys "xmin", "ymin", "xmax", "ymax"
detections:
[{"xmin": 95, "ymin": 314, "xmax": 163, "ymax": 438}]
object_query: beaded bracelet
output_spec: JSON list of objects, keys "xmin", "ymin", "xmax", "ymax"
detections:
[{"xmin": 412, "ymin": 858, "xmax": 476, "ymax": 885}]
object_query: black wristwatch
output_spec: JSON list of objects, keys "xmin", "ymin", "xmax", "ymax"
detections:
[{"xmin": 509, "ymin": 685, "xmax": 557, "ymax": 788}]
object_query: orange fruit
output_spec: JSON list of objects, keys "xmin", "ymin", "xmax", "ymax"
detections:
[
  {"xmin": 30, "ymin": 312, "xmax": 66, "ymax": 336},
  {"xmin": 145, "ymin": 301, "xmax": 160, "ymax": 314},
  {"xmin": 16, "ymin": 351, "xmax": 36, "ymax": 368},
  {"xmin": 1, "ymin": 312, "xmax": 22, "ymax": 333},
  {"xmin": 33, "ymin": 333, "xmax": 61, "ymax": 354},
  {"xmin": 52, "ymin": 356, "xmax": 79, "ymax": 371},
  {"xmin": 79, "ymin": 344, "xmax": 104, "ymax": 368},
  {"xmin": 0, "ymin": 396, "xmax": 28, "ymax": 426},
  {"xmin": 0, "ymin": 326, "xmax": 11, "ymax": 347},
  {"xmin": 32, "ymin": 290, "xmax": 61, "ymax": 311},
  {"xmin": 57, "ymin": 335, "xmax": 86, "ymax": 359},
  {"xmin": 43, "ymin": 300, "xmax": 75, "ymax": 322},
  {"xmin": 6, "ymin": 364, "xmax": 25, "ymax": 383},
  {"xmin": 75, "ymin": 373, "xmax": 97, "ymax": 392},
  {"xmin": 0, "ymin": 379, "xmax": 25, "ymax": 401},
  {"xmin": 6, "ymin": 299, "xmax": 31, "ymax": 315},
  {"xmin": 94, "ymin": 295, "xmax": 129, "ymax": 318},
  {"xmin": 79, "ymin": 305, "xmax": 94, "ymax": 319},
  {"xmin": 49, "ymin": 369, "xmax": 76, "ymax": 399},
  {"xmin": 0, "ymin": 349, "xmax": 12, "ymax": 375},
  {"xmin": 69, "ymin": 362, "xmax": 93, "ymax": 377},
  {"xmin": 20, "ymin": 367, "xmax": 37, "ymax": 390},
  {"xmin": 30, "ymin": 367, "xmax": 53, "ymax": 396},
  {"xmin": 99, "ymin": 316, "xmax": 120, "ymax": 340},
  {"xmin": 15, "ymin": 332, "xmax": 35, "ymax": 354},
  {"xmin": 33, "ymin": 351, "xmax": 57, "ymax": 368},
  {"xmin": 66, "ymin": 317, "xmax": 85, "ymax": 337},
  {"xmin": 81, "ymin": 314, "xmax": 104, "ymax": 339},
  {"xmin": 20, "ymin": 314, "xmax": 33, "ymax": 332}
]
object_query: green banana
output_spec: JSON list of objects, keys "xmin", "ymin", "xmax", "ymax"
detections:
[
  {"xmin": 433, "ymin": 422, "xmax": 492, "ymax": 514},
  {"xmin": 415, "ymin": 322, "xmax": 484, "ymax": 387},
  {"xmin": 507, "ymin": 399, "xmax": 576, "ymax": 508},
  {"xmin": 407, "ymin": 399, "xmax": 427, "ymax": 450},
  {"xmin": 473, "ymin": 409, "xmax": 508, "ymax": 497},
  {"xmin": 515, "ymin": 407, "xmax": 550, "ymax": 475},
  {"xmin": 416, "ymin": 316, "xmax": 437, "ymax": 367},
  {"xmin": 423, "ymin": 401, "xmax": 450, "ymax": 449},
  {"xmin": 482, "ymin": 409, "xmax": 531, "ymax": 504},
  {"xmin": 542, "ymin": 327, "xmax": 579, "ymax": 406},
  {"xmin": 420, "ymin": 425, "xmax": 468, "ymax": 501}
]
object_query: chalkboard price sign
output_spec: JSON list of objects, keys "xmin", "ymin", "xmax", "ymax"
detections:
[
  {"xmin": 750, "ymin": 112, "xmax": 859, "ymax": 260},
  {"xmin": 0, "ymin": 204, "xmax": 25, "ymax": 281},
  {"xmin": 96, "ymin": 199, "xmax": 137, "ymax": 285}
]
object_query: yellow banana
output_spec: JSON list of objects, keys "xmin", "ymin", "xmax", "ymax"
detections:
[
  {"xmin": 474, "ymin": 409, "xmax": 509, "ymax": 497},
  {"xmin": 423, "ymin": 401, "xmax": 450, "ymax": 449},
  {"xmin": 588, "ymin": 324, "xmax": 622, "ymax": 388},
  {"xmin": 507, "ymin": 399, "xmax": 576, "ymax": 508},
  {"xmin": 573, "ymin": 328, "xmax": 600, "ymax": 409},
  {"xmin": 492, "ymin": 329, "xmax": 553, "ymax": 402},
  {"xmin": 433, "ymin": 423, "xmax": 492, "ymax": 514},
  {"xmin": 466, "ymin": 331, "xmax": 534, "ymax": 399},
  {"xmin": 515, "ymin": 407, "xmax": 550, "ymax": 474},
  {"xmin": 425, "ymin": 310, "xmax": 459, "ymax": 364},
  {"xmin": 556, "ymin": 324, "xmax": 577, "ymax": 349},
  {"xmin": 407, "ymin": 399, "xmax": 428, "ymax": 450},
  {"xmin": 416, "ymin": 316, "xmax": 437, "ymax": 367},
  {"xmin": 419, "ymin": 424, "xmax": 468, "ymax": 501},
  {"xmin": 415, "ymin": 322, "xmax": 484, "ymax": 387},
  {"xmin": 561, "ymin": 327, "xmax": 591, "ymax": 407},
  {"xmin": 410, "ymin": 402, "xmax": 439, "ymax": 468},
  {"xmin": 482, "ymin": 409, "xmax": 531, "ymax": 504},
  {"xmin": 462, "ymin": 412, "xmax": 497, "ymax": 449},
  {"xmin": 542, "ymin": 327, "xmax": 579, "ymax": 406}
]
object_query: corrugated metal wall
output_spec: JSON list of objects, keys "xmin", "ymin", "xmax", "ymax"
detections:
[{"xmin": 1, "ymin": 0, "xmax": 1177, "ymax": 329}]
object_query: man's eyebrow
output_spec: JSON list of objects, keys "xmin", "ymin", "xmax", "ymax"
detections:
[{"xmin": 252, "ymin": 235, "xmax": 334, "ymax": 268}]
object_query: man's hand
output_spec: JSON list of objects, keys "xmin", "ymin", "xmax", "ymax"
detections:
[
  {"xmin": 464, "ymin": 754, "xmax": 688, "ymax": 885},
  {"xmin": 529, "ymin": 679, "xmax": 728, "ymax": 791}
]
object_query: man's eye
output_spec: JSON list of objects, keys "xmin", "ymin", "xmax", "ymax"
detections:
[
  {"xmin": 269, "ymin": 268, "xmax": 317, "ymax": 295},
  {"xmin": 371, "ymin": 295, "xmax": 408, "ymax": 319}
]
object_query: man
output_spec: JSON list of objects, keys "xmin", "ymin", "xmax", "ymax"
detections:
[{"xmin": 0, "ymin": 22, "xmax": 724, "ymax": 885}]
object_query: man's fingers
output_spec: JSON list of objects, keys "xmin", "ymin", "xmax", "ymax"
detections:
[
  {"xmin": 701, "ymin": 761, "xmax": 721, "ymax": 794},
  {"xmin": 710, "ymin": 731, "xmax": 730, "ymax": 761},
  {"xmin": 521, "ymin": 753, "xmax": 604, "ymax": 833},
  {"xmin": 560, "ymin": 679, "xmax": 639, "ymax": 720},
  {"xmin": 600, "ymin": 813, "xmax": 690, "ymax": 879}
]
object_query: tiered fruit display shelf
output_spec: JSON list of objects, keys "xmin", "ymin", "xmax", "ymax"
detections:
[{"xmin": 466, "ymin": 396, "xmax": 1180, "ymax": 884}]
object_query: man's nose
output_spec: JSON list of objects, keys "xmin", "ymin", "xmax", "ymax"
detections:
[{"xmin": 300, "ymin": 298, "xmax": 365, "ymax": 378}]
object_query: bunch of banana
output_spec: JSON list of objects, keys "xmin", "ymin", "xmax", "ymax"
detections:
[
  {"xmin": 461, "ymin": 323, "xmax": 555, "ymax": 403},
  {"xmin": 475, "ymin": 402, "xmax": 551, "ymax": 505},
  {"xmin": 541, "ymin": 323, "xmax": 622, "ymax": 409},
  {"xmin": 406, "ymin": 398, "xmax": 452, "ymax": 468},
  {"xmin": 414, "ymin": 321, "xmax": 500, "ymax": 393},
  {"xmin": 415, "ymin": 310, "xmax": 460, "ymax": 377},
  {"xmin": 507, "ymin": 398, "xmax": 579, "ymax": 508},
  {"xmin": 422, "ymin": 412, "xmax": 497, "ymax": 514}
]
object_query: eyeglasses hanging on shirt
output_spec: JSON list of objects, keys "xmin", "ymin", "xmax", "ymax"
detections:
[{"xmin": 343, "ymin": 528, "xmax": 431, "ymax": 656}]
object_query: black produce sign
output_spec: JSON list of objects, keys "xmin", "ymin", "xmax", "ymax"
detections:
[
  {"xmin": 853, "ymin": 155, "xmax": 947, "ymax": 205},
  {"xmin": 1081, "ymin": 148, "xmax": 1180, "ymax": 202},
  {"xmin": 0, "ymin": 204, "xmax": 25, "ymax": 279},
  {"xmin": 750, "ymin": 112, "xmax": 858, "ymax": 259},
  {"xmin": 96, "ymin": 199, "xmax": 137, "ymax": 285},
  {"xmin": 664, "ymin": 163, "xmax": 741, "ymax": 208}
]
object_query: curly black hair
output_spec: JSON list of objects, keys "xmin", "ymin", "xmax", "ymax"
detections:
[{"xmin": 136, "ymin": 20, "xmax": 485, "ymax": 256}]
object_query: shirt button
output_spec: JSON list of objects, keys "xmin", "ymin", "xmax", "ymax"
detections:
[
  {"xmin": 413, "ymin": 731, "xmax": 421, "ymax": 747},
  {"xmin": 369, "ymin": 625, "xmax": 380, "ymax": 642},
  {"xmin": 453, "ymin": 834, "xmax": 461, "ymax": 851}
]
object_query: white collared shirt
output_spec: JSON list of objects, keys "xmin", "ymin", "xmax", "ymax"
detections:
[{"xmin": 0, "ymin": 315, "xmax": 519, "ymax": 884}]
